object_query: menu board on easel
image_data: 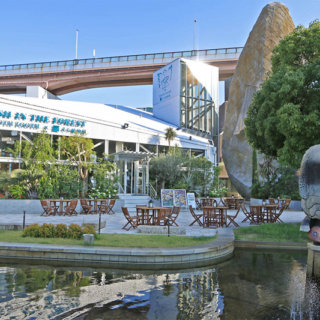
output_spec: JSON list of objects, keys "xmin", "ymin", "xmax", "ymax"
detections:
[
  {"xmin": 173, "ymin": 189, "xmax": 187, "ymax": 207},
  {"xmin": 161, "ymin": 189, "xmax": 174, "ymax": 207},
  {"xmin": 187, "ymin": 193, "xmax": 196, "ymax": 208},
  {"xmin": 161, "ymin": 189, "xmax": 187, "ymax": 207}
]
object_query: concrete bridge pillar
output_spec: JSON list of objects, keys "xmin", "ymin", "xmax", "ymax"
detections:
[{"xmin": 26, "ymin": 86, "xmax": 60, "ymax": 100}]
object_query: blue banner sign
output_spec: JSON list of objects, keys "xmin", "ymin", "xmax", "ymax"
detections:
[{"xmin": 0, "ymin": 109, "xmax": 86, "ymax": 134}]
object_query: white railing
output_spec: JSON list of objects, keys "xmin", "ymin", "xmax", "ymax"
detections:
[
  {"xmin": 117, "ymin": 182, "xmax": 125, "ymax": 194},
  {"xmin": 147, "ymin": 184, "xmax": 158, "ymax": 199}
]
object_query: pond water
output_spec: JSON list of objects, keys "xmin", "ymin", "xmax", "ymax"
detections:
[{"xmin": 0, "ymin": 249, "xmax": 319, "ymax": 319}]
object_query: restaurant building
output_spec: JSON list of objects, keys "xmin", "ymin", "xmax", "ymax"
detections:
[{"xmin": 0, "ymin": 58, "xmax": 219, "ymax": 195}]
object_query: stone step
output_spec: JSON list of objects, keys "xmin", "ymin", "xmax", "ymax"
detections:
[
  {"xmin": 118, "ymin": 195, "xmax": 150, "ymax": 200},
  {"xmin": 118, "ymin": 195, "xmax": 151, "ymax": 214}
]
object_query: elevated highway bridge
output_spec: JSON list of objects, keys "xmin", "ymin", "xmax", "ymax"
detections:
[{"xmin": 0, "ymin": 47, "xmax": 242, "ymax": 95}]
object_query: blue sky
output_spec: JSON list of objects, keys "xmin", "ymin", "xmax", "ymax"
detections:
[{"xmin": 1, "ymin": 0, "xmax": 319, "ymax": 107}]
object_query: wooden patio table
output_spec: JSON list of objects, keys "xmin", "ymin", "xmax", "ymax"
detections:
[
  {"xmin": 49, "ymin": 199, "xmax": 72, "ymax": 216},
  {"xmin": 249, "ymin": 204, "xmax": 278, "ymax": 224},
  {"xmin": 136, "ymin": 206, "xmax": 171, "ymax": 225},
  {"xmin": 223, "ymin": 197, "xmax": 244, "ymax": 209},
  {"xmin": 87, "ymin": 199, "xmax": 109, "ymax": 214},
  {"xmin": 200, "ymin": 198, "xmax": 217, "ymax": 208},
  {"xmin": 202, "ymin": 206, "xmax": 228, "ymax": 228}
]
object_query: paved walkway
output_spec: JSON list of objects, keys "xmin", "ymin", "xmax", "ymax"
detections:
[{"xmin": 0, "ymin": 207, "xmax": 306, "ymax": 237}]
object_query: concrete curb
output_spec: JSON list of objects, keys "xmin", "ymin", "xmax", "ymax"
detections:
[
  {"xmin": 234, "ymin": 240, "xmax": 307, "ymax": 250},
  {"xmin": 0, "ymin": 234, "xmax": 234, "ymax": 270}
]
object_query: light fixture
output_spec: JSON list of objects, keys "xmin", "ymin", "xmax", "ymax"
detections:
[{"xmin": 122, "ymin": 123, "xmax": 129, "ymax": 129}]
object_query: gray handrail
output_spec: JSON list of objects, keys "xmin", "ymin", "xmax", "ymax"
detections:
[
  {"xmin": 147, "ymin": 183, "xmax": 158, "ymax": 199},
  {"xmin": 0, "ymin": 47, "xmax": 243, "ymax": 74}
]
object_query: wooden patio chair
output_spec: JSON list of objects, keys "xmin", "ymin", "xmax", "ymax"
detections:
[
  {"xmin": 64, "ymin": 199, "xmax": 78, "ymax": 216},
  {"xmin": 263, "ymin": 205, "xmax": 277, "ymax": 223},
  {"xmin": 200, "ymin": 198, "xmax": 216, "ymax": 207},
  {"xmin": 195, "ymin": 198, "xmax": 201, "ymax": 210},
  {"xmin": 40, "ymin": 200, "xmax": 57, "ymax": 216},
  {"xmin": 225, "ymin": 198, "xmax": 237, "ymax": 209},
  {"xmin": 240, "ymin": 203, "xmax": 254, "ymax": 223},
  {"xmin": 104, "ymin": 199, "xmax": 116, "ymax": 215},
  {"xmin": 136, "ymin": 205, "xmax": 152, "ymax": 225},
  {"xmin": 249, "ymin": 205, "xmax": 263, "ymax": 224},
  {"xmin": 280, "ymin": 199, "xmax": 291, "ymax": 210},
  {"xmin": 98, "ymin": 199, "xmax": 109, "ymax": 214},
  {"xmin": 268, "ymin": 198, "xmax": 280, "ymax": 209},
  {"xmin": 80, "ymin": 199, "xmax": 93, "ymax": 214},
  {"xmin": 189, "ymin": 205, "xmax": 203, "ymax": 226},
  {"xmin": 272, "ymin": 205, "xmax": 286, "ymax": 223},
  {"xmin": 167, "ymin": 206, "xmax": 180, "ymax": 226},
  {"xmin": 268, "ymin": 198, "xmax": 276, "ymax": 205},
  {"xmin": 156, "ymin": 208, "xmax": 170, "ymax": 226},
  {"xmin": 122, "ymin": 207, "xmax": 138, "ymax": 230},
  {"xmin": 226, "ymin": 207, "xmax": 240, "ymax": 227},
  {"xmin": 203, "ymin": 207, "xmax": 219, "ymax": 228}
]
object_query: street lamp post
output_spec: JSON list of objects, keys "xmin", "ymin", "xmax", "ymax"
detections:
[{"xmin": 75, "ymin": 29, "xmax": 79, "ymax": 59}]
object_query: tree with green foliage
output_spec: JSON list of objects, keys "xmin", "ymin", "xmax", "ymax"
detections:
[
  {"xmin": 38, "ymin": 165, "xmax": 81, "ymax": 199},
  {"xmin": 6, "ymin": 132, "xmax": 118, "ymax": 199},
  {"xmin": 183, "ymin": 156, "xmax": 221, "ymax": 196},
  {"xmin": 150, "ymin": 153, "xmax": 184, "ymax": 190},
  {"xmin": 9, "ymin": 132, "xmax": 55, "ymax": 198},
  {"xmin": 60, "ymin": 134, "xmax": 95, "ymax": 194},
  {"xmin": 89, "ymin": 157, "xmax": 118, "ymax": 199},
  {"xmin": 165, "ymin": 127, "xmax": 177, "ymax": 148},
  {"xmin": 150, "ymin": 149, "xmax": 221, "ymax": 196},
  {"xmin": 245, "ymin": 20, "xmax": 320, "ymax": 168}
]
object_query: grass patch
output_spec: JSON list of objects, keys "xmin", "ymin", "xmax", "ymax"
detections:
[
  {"xmin": 0, "ymin": 230, "xmax": 216, "ymax": 248},
  {"xmin": 234, "ymin": 223, "xmax": 309, "ymax": 243}
]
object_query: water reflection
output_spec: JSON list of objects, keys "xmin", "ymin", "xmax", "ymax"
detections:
[{"xmin": 0, "ymin": 250, "xmax": 318, "ymax": 319}]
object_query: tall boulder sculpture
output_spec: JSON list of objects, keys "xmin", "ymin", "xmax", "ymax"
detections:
[
  {"xmin": 299, "ymin": 145, "xmax": 320, "ymax": 243},
  {"xmin": 300, "ymin": 145, "xmax": 320, "ymax": 278},
  {"xmin": 222, "ymin": 2, "xmax": 294, "ymax": 197}
]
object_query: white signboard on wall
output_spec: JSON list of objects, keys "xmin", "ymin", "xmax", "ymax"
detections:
[{"xmin": 153, "ymin": 59, "xmax": 181, "ymax": 126}]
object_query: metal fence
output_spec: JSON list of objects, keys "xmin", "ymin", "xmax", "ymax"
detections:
[{"xmin": 0, "ymin": 47, "xmax": 243, "ymax": 75}]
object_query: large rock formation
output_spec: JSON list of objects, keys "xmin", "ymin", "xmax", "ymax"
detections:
[{"xmin": 222, "ymin": 2, "xmax": 295, "ymax": 198}]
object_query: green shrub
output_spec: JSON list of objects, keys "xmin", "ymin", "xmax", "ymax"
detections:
[
  {"xmin": 82, "ymin": 225, "xmax": 97, "ymax": 239},
  {"xmin": 9, "ymin": 184, "xmax": 26, "ymax": 199},
  {"xmin": 23, "ymin": 224, "xmax": 40, "ymax": 237},
  {"xmin": 38, "ymin": 223, "xmax": 55, "ymax": 238},
  {"xmin": 68, "ymin": 224, "xmax": 84, "ymax": 240},
  {"xmin": 55, "ymin": 224, "xmax": 68, "ymax": 238},
  {"xmin": 251, "ymin": 166, "xmax": 300, "ymax": 200},
  {"xmin": 23, "ymin": 223, "xmax": 90, "ymax": 240}
]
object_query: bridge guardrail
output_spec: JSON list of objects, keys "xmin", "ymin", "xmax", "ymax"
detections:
[{"xmin": 0, "ymin": 47, "xmax": 243, "ymax": 75}]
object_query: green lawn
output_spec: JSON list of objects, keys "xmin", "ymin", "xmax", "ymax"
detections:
[
  {"xmin": 0, "ymin": 230, "xmax": 216, "ymax": 248},
  {"xmin": 234, "ymin": 223, "xmax": 309, "ymax": 243}
]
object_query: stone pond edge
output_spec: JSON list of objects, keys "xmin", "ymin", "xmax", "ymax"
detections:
[
  {"xmin": 235, "ymin": 240, "xmax": 307, "ymax": 250},
  {"xmin": 0, "ymin": 235, "xmax": 310, "ymax": 270},
  {"xmin": 0, "ymin": 233, "xmax": 234, "ymax": 270}
]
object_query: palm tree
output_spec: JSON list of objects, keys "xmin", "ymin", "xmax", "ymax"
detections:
[{"xmin": 165, "ymin": 127, "xmax": 177, "ymax": 148}]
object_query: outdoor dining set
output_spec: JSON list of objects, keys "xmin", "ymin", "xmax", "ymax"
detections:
[
  {"xmin": 190, "ymin": 196, "xmax": 291, "ymax": 228},
  {"xmin": 40, "ymin": 195, "xmax": 291, "ymax": 231},
  {"xmin": 121, "ymin": 196, "xmax": 291, "ymax": 231},
  {"xmin": 40, "ymin": 199, "xmax": 116, "ymax": 216},
  {"xmin": 121, "ymin": 206, "xmax": 181, "ymax": 231}
]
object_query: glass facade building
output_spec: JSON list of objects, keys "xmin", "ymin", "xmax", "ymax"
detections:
[
  {"xmin": 153, "ymin": 58, "xmax": 219, "ymax": 141},
  {"xmin": 180, "ymin": 60, "xmax": 215, "ymax": 138}
]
